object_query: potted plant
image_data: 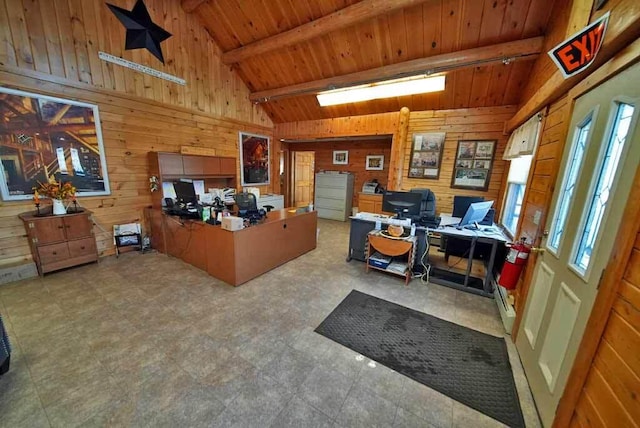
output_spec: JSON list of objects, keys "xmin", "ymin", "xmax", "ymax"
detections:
[{"xmin": 34, "ymin": 176, "xmax": 76, "ymax": 215}]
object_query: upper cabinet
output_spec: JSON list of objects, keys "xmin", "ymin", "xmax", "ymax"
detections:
[
  {"xmin": 150, "ymin": 152, "xmax": 236, "ymax": 178},
  {"xmin": 148, "ymin": 152, "xmax": 238, "ymax": 208},
  {"xmin": 157, "ymin": 153, "xmax": 184, "ymax": 176}
]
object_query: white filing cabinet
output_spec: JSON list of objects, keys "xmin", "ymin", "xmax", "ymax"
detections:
[
  {"xmin": 315, "ymin": 172, "xmax": 354, "ymax": 221},
  {"xmin": 257, "ymin": 194, "xmax": 284, "ymax": 210}
]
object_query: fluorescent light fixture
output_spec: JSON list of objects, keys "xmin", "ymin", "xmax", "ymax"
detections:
[{"xmin": 316, "ymin": 75, "xmax": 445, "ymax": 106}]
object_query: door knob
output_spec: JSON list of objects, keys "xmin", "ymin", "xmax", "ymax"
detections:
[{"xmin": 530, "ymin": 246, "xmax": 546, "ymax": 254}]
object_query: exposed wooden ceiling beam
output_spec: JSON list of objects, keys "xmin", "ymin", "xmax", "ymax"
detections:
[
  {"xmin": 181, "ymin": 0, "xmax": 208, "ymax": 13},
  {"xmin": 250, "ymin": 37, "xmax": 544, "ymax": 103},
  {"xmin": 222, "ymin": 0, "xmax": 431, "ymax": 65}
]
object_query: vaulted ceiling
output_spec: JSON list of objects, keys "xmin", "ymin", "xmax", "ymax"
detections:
[{"xmin": 183, "ymin": 0, "xmax": 558, "ymax": 123}]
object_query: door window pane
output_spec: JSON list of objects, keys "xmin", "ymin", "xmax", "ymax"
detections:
[
  {"xmin": 574, "ymin": 103, "xmax": 634, "ymax": 272},
  {"xmin": 548, "ymin": 116, "xmax": 592, "ymax": 252}
]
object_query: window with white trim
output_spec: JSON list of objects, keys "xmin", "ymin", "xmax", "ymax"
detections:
[
  {"xmin": 502, "ymin": 155, "xmax": 533, "ymax": 236},
  {"xmin": 573, "ymin": 102, "xmax": 635, "ymax": 274},
  {"xmin": 547, "ymin": 114, "xmax": 592, "ymax": 253}
]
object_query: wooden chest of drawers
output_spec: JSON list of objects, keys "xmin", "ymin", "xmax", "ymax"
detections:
[{"xmin": 19, "ymin": 210, "xmax": 98, "ymax": 275}]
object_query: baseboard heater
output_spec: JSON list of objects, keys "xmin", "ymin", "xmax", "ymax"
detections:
[{"xmin": 494, "ymin": 280, "xmax": 516, "ymax": 333}]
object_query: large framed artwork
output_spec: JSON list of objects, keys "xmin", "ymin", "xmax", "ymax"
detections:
[
  {"xmin": 239, "ymin": 132, "xmax": 270, "ymax": 186},
  {"xmin": 451, "ymin": 140, "xmax": 496, "ymax": 191},
  {"xmin": 408, "ymin": 132, "xmax": 445, "ymax": 179},
  {"xmin": 0, "ymin": 87, "xmax": 110, "ymax": 201}
]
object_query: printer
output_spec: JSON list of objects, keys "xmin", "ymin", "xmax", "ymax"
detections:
[{"xmin": 362, "ymin": 181, "xmax": 381, "ymax": 194}]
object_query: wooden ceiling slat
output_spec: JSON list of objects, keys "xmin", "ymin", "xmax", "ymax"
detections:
[
  {"xmin": 485, "ymin": 64, "xmax": 510, "ymax": 106},
  {"xmin": 499, "ymin": 0, "xmax": 532, "ymax": 39},
  {"xmin": 439, "ymin": 0, "xmax": 462, "ymax": 52},
  {"xmin": 190, "ymin": 0, "xmax": 556, "ymax": 122},
  {"xmin": 423, "ymin": 0, "xmax": 443, "ymax": 56},
  {"xmin": 404, "ymin": 4, "xmax": 426, "ymax": 60},
  {"xmin": 468, "ymin": 66, "xmax": 492, "ymax": 108},
  {"xmin": 458, "ymin": 1, "xmax": 485, "ymax": 49},
  {"xmin": 522, "ymin": 0, "xmax": 557, "ymax": 38},
  {"xmin": 502, "ymin": 61, "xmax": 532, "ymax": 105},
  {"xmin": 478, "ymin": 0, "xmax": 508, "ymax": 45},
  {"xmin": 222, "ymin": 0, "xmax": 433, "ymax": 64}
]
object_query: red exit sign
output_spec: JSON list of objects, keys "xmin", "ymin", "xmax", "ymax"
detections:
[{"xmin": 549, "ymin": 13, "xmax": 609, "ymax": 79}]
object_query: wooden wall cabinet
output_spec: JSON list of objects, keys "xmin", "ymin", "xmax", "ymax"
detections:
[
  {"xmin": 19, "ymin": 210, "xmax": 98, "ymax": 275},
  {"xmin": 358, "ymin": 193, "xmax": 384, "ymax": 214},
  {"xmin": 148, "ymin": 152, "xmax": 238, "ymax": 208}
]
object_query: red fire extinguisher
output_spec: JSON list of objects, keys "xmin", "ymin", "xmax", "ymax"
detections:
[{"xmin": 498, "ymin": 237, "xmax": 531, "ymax": 290}]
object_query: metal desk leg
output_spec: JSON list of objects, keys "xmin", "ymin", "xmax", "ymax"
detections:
[
  {"xmin": 463, "ymin": 237, "xmax": 477, "ymax": 287},
  {"xmin": 484, "ymin": 240, "xmax": 499, "ymax": 294}
]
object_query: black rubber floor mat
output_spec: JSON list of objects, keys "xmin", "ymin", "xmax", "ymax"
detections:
[{"xmin": 315, "ymin": 290, "xmax": 525, "ymax": 428}]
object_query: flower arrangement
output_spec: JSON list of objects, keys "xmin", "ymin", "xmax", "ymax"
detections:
[{"xmin": 33, "ymin": 176, "xmax": 77, "ymax": 202}]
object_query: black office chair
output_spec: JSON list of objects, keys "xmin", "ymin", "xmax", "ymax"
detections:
[
  {"xmin": 234, "ymin": 192, "xmax": 258, "ymax": 212},
  {"xmin": 410, "ymin": 188, "xmax": 436, "ymax": 218}
]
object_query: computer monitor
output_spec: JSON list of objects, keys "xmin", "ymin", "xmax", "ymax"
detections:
[
  {"xmin": 173, "ymin": 181, "xmax": 197, "ymax": 205},
  {"xmin": 452, "ymin": 195, "xmax": 485, "ymax": 217},
  {"xmin": 382, "ymin": 190, "xmax": 422, "ymax": 219},
  {"xmin": 458, "ymin": 200, "xmax": 494, "ymax": 228}
]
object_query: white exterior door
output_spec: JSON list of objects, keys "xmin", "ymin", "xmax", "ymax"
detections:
[{"xmin": 516, "ymin": 62, "xmax": 640, "ymax": 427}]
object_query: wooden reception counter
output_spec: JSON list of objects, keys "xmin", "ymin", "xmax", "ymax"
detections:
[{"xmin": 146, "ymin": 208, "xmax": 318, "ymax": 286}]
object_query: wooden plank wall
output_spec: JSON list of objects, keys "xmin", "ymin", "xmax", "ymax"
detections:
[
  {"xmin": 274, "ymin": 112, "xmax": 399, "ymax": 139},
  {"xmin": 0, "ymin": 0, "xmax": 275, "ymax": 268},
  {"xmin": 571, "ymin": 229, "xmax": 640, "ymax": 427},
  {"xmin": 0, "ymin": 70, "xmax": 273, "ymax": 267},
  {"xmin": 402, "ymin": 106, "xmax": 516, "ymax": 216},
  {"xmin": 0, "ymin": 0, "xmax": 271, "ymax": 127},
  {"xmin": 276, "ymin": 105, "xmax": 516, "ymax": 217},
  {"xmin": 290, "ymin": 139, "xmax": 392, "ymax": 209}
]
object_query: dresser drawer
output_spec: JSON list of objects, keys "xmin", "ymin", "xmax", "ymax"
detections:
[
  {"xmin": 68, "ymin": 237, "xmax": 97, "ymax": 258},
  {"xmin": 38, "ymin": 242, "xmax": 70, "ymax": 264}
]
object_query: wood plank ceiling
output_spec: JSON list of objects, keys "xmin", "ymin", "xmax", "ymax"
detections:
[{"xmin": 185, "ymin": 0, "xmax": 557, "ymax": 123}]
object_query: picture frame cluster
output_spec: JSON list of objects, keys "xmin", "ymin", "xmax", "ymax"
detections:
[{"xmin": 451, "ymin": 140, "xmax": 496, "ymax": 190}]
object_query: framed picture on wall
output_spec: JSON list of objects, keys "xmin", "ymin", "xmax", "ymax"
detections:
[
  {"xmin": 408, "ymin": 132, "xmax": 445, "ymax": 179},
  {"xmin": 365, "ymin": 155, "xmax": 384, "ymax": 170},
  {"xmin": 239, "ymin": 132, "xmax": 270, "ymax": 186},
  {"xmin": 333, "ymin": 150, "xmax": 348, "ymax": 165},
  {"xmin": 0, "ymin": 87, "xmax": 111, "ymax": 201},
  {"xmin": 451, "ymin": 140, "xmax": 496, "ymax": 190}
]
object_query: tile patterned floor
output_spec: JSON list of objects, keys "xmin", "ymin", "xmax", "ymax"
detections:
[{"xmin": 0, "ymin": 219, "xmax": 541, "ymax": 427}]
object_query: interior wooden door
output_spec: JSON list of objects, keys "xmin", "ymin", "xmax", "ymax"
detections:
[
  {"xmin": 516, "ymin": 62, "xmax": 640, "ymax": 426},
  {"xmin": 293, "ymin": 151, "xmax": 314, "ymax": 207}
]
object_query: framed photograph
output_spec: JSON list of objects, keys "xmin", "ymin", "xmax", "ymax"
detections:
[
  {"xmin": 408, "ymin": 132, "xmax": 445, "ymax": 179},
  {"xmin": 333, "ymin": 150, "xmax": 348, "ymax": 165},
  {"xmin": 366, "ymin": 155, "xmax": 384, "ymax": 171},
  {"xmin": 0, "ymin": 87, "xmax": 110, "ymax": 201},
  {"xmin": 451, "ymin": 140, "xmax": 496, "ymax": 190},
  {"xmin": 239, "ymin": 132, "xmax": 270, "ymax": 186}
]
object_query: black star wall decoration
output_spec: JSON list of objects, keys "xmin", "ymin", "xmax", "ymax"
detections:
[{"xmin": 106, "ymin": 0, "xmax": 172, "ymax": 64}]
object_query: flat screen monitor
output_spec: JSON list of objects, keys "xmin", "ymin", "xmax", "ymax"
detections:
[
  {"xmin": 382, "ymin": 190, "xmax": 422, "ymax": 219},
  {"xmin": 452, "ymin": 196, "xmax": 485, "ymax": 217},
  {"xmin": 173, "ymin": 180, "xmax": 197, "ymax": 205},
  {"xmin": 459, "ymin": 201, "xmax": 494, "ymax": 228}
]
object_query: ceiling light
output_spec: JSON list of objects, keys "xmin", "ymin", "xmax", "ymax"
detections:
[{"xmin": 316, "ymin": 75, "xmax": 445, "ymax": 107}]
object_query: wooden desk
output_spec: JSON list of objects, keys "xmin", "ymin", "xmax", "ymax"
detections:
[{"xmin": 148, "ymin": 208, "xmax": 317, "ymax": 286}]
